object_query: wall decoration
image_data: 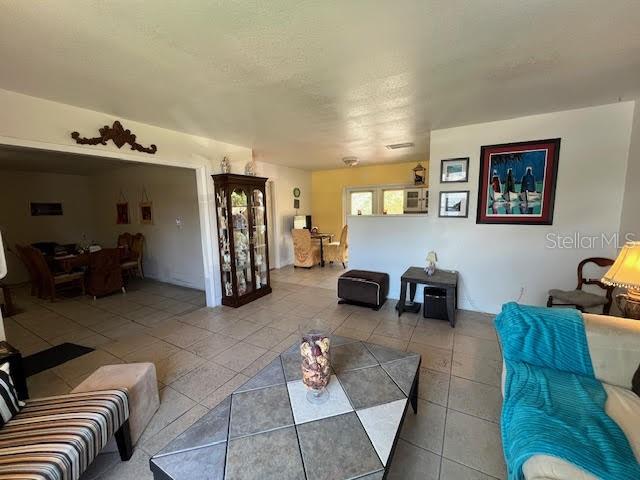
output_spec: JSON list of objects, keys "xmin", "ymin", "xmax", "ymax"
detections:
[
  {"xmin": 139, "ymin": 187, "xmax": 153, "ymax": 225},
  {"xmin": 116, "ymin": 203, "xmax": 130, "ymax": 224},
  {"xmin": 413, "ymin": 163, "xmax": 426, "ymax": 185},
  {"xmin": 30, "ymin": 202, "xmax": 63, "ymax": 216},
  {"xmin": 476, "ymin": 138, "xmax": 561, "ymax": 225},
  {"xmin": 293, "ymin": 187, "xmax": 301, "ymax": 198},
  {"xmin": 439, "ymin": 191, "xmax": 469, "ymax": 218},
  {"xmin": 440, "ymin": 157, "xmax": 469, "ymax": 183},
  {"xmin": 294, "ymin": 199, "xmax": 300, "ymax": 209},
  {"xmin": 71, "ymin": 120, "xmax": 157, "ymax": 154},
  {"xmin": 140, "ymin": 202, "xmax": 153, "ymax": 225},
  {"xmin": 221, "ymin": 156, "xmax": 231, "ymax": 173}
]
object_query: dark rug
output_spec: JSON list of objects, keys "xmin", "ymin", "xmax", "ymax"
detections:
[{"xmin": 23, "ymin": 343, "xmax": 94, "ymax": 377}]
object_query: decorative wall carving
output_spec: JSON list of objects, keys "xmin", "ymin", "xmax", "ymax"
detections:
[{"xmin": 71, "ymin": 121, "xmax": 157, "ymax": 154}]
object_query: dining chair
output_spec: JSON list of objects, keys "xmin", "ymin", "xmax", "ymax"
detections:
[
  {"xmin": 87, "ymin": 248, "xmax": 125, "ymax": 299},
  {"xmin": 121, "ymin": 233, "xmax": 145, "ymax": 278},
  {"xmin": 117, "ymin": 232, "xmax": 132, "ymax": 249},
  {"xmin": 292, "ymin": 229, "xmax": 321, "ymax": 268},
  {"xmin": 15, "ymin": 244, "xmax": 43, "ymax": 297},
  {"xmin": 26, "ymin": 246, "xmax": 85, "ymax": 302},
  {"xmin": 325, "ymin": 225, "xmax": 348, "ymax": 268}
]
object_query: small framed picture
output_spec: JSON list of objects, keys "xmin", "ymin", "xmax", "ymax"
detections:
[
  {"xmin": 439, "ymin": 191, "xmax": 469, "ymax": 218},
  {"xmin": 140, "ymin": 202, "xmax": 153, "ymax": 225},
  {"xmin": 116, "ymin": 202, "xmax": 130, "ymax": 224},
  {"xmin": 440, "ymin": 157, "xmax": 469, "ymax": 183}
]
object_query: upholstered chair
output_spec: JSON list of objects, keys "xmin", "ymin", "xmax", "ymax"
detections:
[
  {"xmin": 325, "ymin": 225, "xmax": 348, "ymax": 268},
  {"xmin": 292, "ymin": 229, "xmax": 321, "ymax": 268}
]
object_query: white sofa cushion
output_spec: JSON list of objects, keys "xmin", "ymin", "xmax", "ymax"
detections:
[{"xmin": 522, "ymin": 383, "xmax": 640, "ymax": 480}]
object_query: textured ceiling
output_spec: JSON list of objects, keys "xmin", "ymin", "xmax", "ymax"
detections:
[{"xmin": 1, "ymin": 1, "xmax": 639, "ymax": 169}]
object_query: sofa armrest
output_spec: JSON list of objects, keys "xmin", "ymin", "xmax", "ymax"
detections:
[{"xmin": 584, "ymin": 313, "xmax": 640, "ymax": 389}]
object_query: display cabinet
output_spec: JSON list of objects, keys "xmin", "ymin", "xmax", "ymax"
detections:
[{"xmin": 212, "ymin": 173, "xmax": 272, "ymax": 307}]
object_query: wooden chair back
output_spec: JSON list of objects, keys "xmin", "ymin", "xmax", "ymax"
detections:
[
  {"xmin": 131, "ymin": 234, "xmax": 144, "ymax": 260},
  {"xmin": 577, "ymin": 256, "xmax": 615, "ymax": 310},
  {"xmin": 24, "ymin": 246, "xmax": 54, "ymax": 297},
  {"xmin": 87, "ymin": 248, "xmax": 123, "ymax": 297},
  {"xmin": 337, "ymin": 225, "xmax": 348, "ymax": 256},
  {"xmin": 15, "ymin": 244, "xmax": 41, "ymax": 295},
  {"xmin": 117, "ymin": 233, "xmax": 132, "ymax": 249}
]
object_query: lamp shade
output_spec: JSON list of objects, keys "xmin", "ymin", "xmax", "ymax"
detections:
[{"xmin": 602, "ymin": 242, "xmax": 640, "ymax": 289}]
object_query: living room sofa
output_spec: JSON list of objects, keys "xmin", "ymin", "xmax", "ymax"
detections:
[{"xmin": 499, "ymin": 310, "xmax": 640, "ymax": 479}]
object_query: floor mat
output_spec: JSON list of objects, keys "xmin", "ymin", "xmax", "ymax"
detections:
[{"xmin": 23, "ymin": 343, "xmax": 94, "ymax": 377}]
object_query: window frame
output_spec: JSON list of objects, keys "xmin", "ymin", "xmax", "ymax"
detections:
[{"xmin": 343, "ymin": 183, "xmax": 427, "ymax": 223}]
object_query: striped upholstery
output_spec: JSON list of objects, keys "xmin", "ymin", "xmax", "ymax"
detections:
[{"xmin": 0, "ymin": 390, "xmax": 129, "ymax": 480}]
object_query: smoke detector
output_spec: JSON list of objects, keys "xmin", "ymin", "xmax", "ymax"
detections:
[
  {"xmin": 385, "ymin": 142, "xmax": 414, "ymax": 150},
  {"xmin": 342, "ymin": 156, "xmax": 359, "ymax": 167}
]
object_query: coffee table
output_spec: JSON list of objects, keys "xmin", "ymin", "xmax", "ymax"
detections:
[{"xmin": 150, "ymin": 337, "xmax": 421, "ymax": 480}]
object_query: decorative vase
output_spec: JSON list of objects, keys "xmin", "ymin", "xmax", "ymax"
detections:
[
  {"xmin": 245, "ymin": 159, "xmax": 257, "ymax": 176},
  {"xmin": 221, "ymin": 156, "xmax": 231, "ymax": 173},
  {"xmin": 300, "ymin": 329, "xmax": 331, "ymax": 404}
]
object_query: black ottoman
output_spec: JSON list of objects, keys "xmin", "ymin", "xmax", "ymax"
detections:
[{"xmin": 338, "ymin": 270, "xmax": 389, "ymax": 310}]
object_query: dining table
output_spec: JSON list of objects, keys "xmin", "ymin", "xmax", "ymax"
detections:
[
  {"xmin": 310, "ymin": 232, "xmax": 333, "ymax": 267},
  {"xmin": 52, "ymin": 246, "xmax": 133, "ymax": 273}
]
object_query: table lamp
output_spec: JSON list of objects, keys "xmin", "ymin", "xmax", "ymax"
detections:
[{"xmin": 602, "ymin": 241, "xmax": 640, "ymax": 319}]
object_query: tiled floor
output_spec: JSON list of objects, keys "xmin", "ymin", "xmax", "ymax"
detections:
[{"xmin": 5, "ymin": 264, "xmax": 506, "ymax": 479}]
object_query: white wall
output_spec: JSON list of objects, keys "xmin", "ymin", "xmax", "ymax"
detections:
[
  {"xmin": 0, "ymin": 88, "xmax": 254, "ymax": 305},
  {"xmin": 349, "ymin": 102, "xmax": 635, "ymax": 313},
  {"xmin": 0, "ymin": 171, "xmax": 95, "ymax": 283},
  {"xmin": 228, "ymin": 158, "xmax": 312, "ymax": 268},
  {"xmin": 90, "ymin": 165, "xmax": 205, "ymax": 289},
  {"xmin": 620, "ymin": 101, "xmax": 640, "ymax": 238}
]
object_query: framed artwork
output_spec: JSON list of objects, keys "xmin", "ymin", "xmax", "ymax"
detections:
[
  {"xmin": 140, "ymin": 202, "xmax": 153, "ymax": 225},
  {"xmin": 293, "ymin": 187, "xmax": 301, "ymax": 198},
  {"xmin": 30, "ymin": 202, "xmax": 63, "ymax": 216},
  {"xmin": 440, "ymin": 157, "xmax": 469, "ymax": 183},
  {"xmin": 439, "ymin": 191, "xmax": 469, "ymax": 218},
  {"xmin": 476, "ymin": 138, "xmax": 561, "ymax": 225},
  {"xmin": 116, "ymin": 202, "xmax": 130, "ymax": 224},
  {"xmin": 293, "ymin": 199, "xmax": 300, "ymax": 209}
]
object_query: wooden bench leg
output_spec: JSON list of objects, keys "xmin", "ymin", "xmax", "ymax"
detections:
[{"xmin": 115, "ymin": 419, "xmax": 133, "ymax": 461}]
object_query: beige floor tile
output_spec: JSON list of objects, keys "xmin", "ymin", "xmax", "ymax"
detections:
[
  {"xmin": 408, "ymin": 342, "xmax": 452, "ymax": 374},
  {"xmin": 418, "ymin": 368, "xmax": 450, "ymax": 406},
  {"xmin": 243, "ymin": 326, "xmax": 292, "ymax": 350},
  {"xmin": 100, "ymin": 321, "xmax": 151, "ymax": 339},
  {"xmin": 443, "ymin": 410, "xmax": 507, "ymax": 479},
  {"xmin": 100, "ymin": 333, "xmax": 161, "ymax": 358},
  {"xmin": 88, "ymin": 315, "xmax": 132, "ymax": 334},
  {"xmin": 333, "ymin": 326, "xmax": 371, "ymax": 342},
  {"xmin": 271, "ymin": 333, "xmax": 300, "ymax": 353},
  {"xmin": 400, "ymin": 399, "xmax": 447, "ymax": 454},
  {"xmin": 137, "ymin": 386, "xmax": 196, "ymax": 445},
  {"xmin": 155, "ymin": 349, "xmax": 207, "ymax": 385},
  {"xmin": 455, "ymin": 317, "xmax": 498, "ymax": 341},
  {"xmin": 440, "ymin": 458, "xmax": 499, "ymax": 480},
  {"xmin": 240, "ymin": 350, "xmax": 281, "ymax": 377},
  {"xmin": 27, "ymin": 369, "xmax": 71, "ymax": 398},
  {"xmin": 451, "ymin": 351, "xmax": 502, "ymax": 387},
  {"xmin": 170, "ymin": 360, "xmax": 236, "ymax": 402},
  {"xmin": 387, "ymin": 439, "xmax": 441, "ymax": 480},
  {"xmin": 454, "ymin": 333, "xmax": 502, "ymax": 361},
  {"xmin": 87, "ymin": 448, "xmax": 153, "ymax": 480},
  {"xmin": 448, "ymin": 377, "xmax": 502, "ymax": 423},
  {"xmin": 410, "ymin": 323, "xmax": 455, "ymax": 350},
  {"xmin": 155, "ymin": 321, "xmax": 212, "ymax": 348},
  {"xmin": 372, "ymin": 321, "xmax": 415, "ymax": 340},
  {"xmin": 52, "ymin": 349, "xmax": 122, "ymax": 383},
  {"xmin": 123, "ymin": 340, "xmax": 180, "ymax": 364},
  {"xmin": 216, "ymin": 319, "xmax": 263, "ymax": 340},
  {"xmin": 212, "ymin": 342, "xmax": 267, "ymax": 372},
  {"xmin": 340, "ymin": 314, "xmax": 381, "ymax": 335},
  {"xmin": 188, "ymin": 334, "xmax": 239, "ymax": 359}
]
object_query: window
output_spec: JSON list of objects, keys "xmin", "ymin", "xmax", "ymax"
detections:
[
  {"xmin": 350, "ymin": 191, "xmax": 373, "ymax": 215},
  {"xmin": 383, "ymin": 189, "xmax": 404, "ymax": 215}
]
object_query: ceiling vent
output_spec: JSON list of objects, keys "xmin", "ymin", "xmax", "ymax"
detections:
[
  {"xmin": 342, "ymin": 156, "xmax": 359, "ymax": 167},
  {"xmin": 385, "ymin": 142, "xmax": 414, "ymax": 150}
]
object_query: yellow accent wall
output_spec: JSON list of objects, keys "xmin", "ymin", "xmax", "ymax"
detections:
[{"xmin": 311, "ymin": 161, "xmax": 427, "ymax": 237}]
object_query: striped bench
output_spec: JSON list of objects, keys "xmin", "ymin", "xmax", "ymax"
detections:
[{"xmin": 0, "ymin": 389, "xmax": 131, "ymax": 480}]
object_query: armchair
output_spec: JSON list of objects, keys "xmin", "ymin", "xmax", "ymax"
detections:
[{"xmin": 292, "ymin": 229, "xmax": 321, "ymax": 268}]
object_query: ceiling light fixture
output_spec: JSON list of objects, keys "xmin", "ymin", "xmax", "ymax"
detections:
[
  {"xmin": 385, "ymin": 142, "xmax": 414, "ymax": 150},
  {"xmin": 342, "ymin": 156, "xmax": 359, "ymax": 167}
]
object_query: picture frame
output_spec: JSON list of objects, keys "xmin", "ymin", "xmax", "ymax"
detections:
[
  {"xmin": 440, "ymin": 157, "xmax": 469, "ymax": 183},
  {"xmin": 140, "ymin": 201, "xmax": 153, "ymax": 225},
  {"xmin": 439, "ymin": 191, "xmax": 469, "ymax": 218},
  {"xmin": 476, "ymin": 138, "xmax": 561, "ymax": 225},
  {"xmin": 116, "ymin": 202, "xmax": 130, "ymax": 224},
  {"xmin": 30, "ymin": 202, "xmax": 63, "ymax": 216}
]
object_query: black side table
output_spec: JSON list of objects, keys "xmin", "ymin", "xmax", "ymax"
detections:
[
  {"xmin": 0, "ymin": 341, "xmax": 29, "ymax": 400},
  {"xmin": 397, "ymin": 267, "xmax": 458, "ymax": 327}
]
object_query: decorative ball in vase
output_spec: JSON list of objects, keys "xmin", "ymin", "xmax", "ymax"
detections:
[{"xmin": 300, "ymin": 330, "xmax": 331, "ymax": 404}]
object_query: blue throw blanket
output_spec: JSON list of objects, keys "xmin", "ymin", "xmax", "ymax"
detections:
[{"xmin": 496, "ymin": 303, "xmax": 640, "ymax": 479}]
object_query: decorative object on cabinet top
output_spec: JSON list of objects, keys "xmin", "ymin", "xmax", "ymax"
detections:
[
  {"xmin": 221, "ymin": 156, "xmax": 231, "ymax": 173},
  {"xmin": 71, "ymin": 120, "xmax": 157, "ymax": 154}
]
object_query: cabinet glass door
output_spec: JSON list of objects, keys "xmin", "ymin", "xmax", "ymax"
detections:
[
  {"xmin": 216, "ymin": 186, "xmax": 233, "ymax": 298},
  {"xmin": 251, "ymin": 188, "xmax": 268, "ymax": 289},
  {"xmin": 231, "ymin": 187, "xmax": 254, "ymax": 296}
]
